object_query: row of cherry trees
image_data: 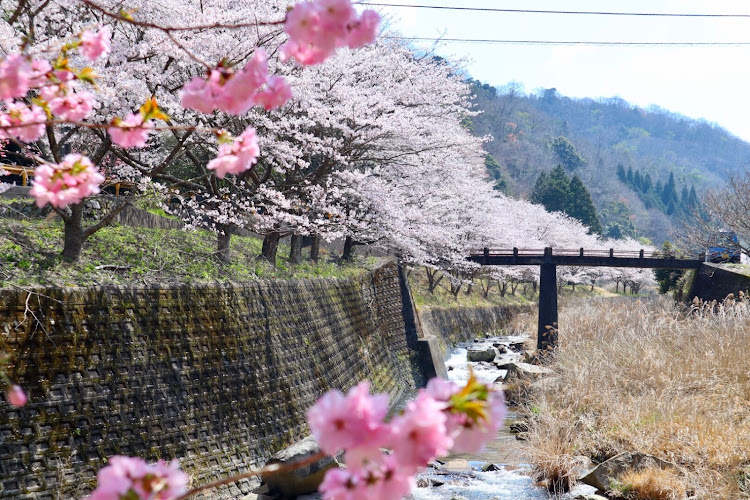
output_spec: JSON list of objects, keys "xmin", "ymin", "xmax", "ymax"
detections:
[{"xmin": 0, "ymin": 0, "xmax": 655, "ymax": 497}]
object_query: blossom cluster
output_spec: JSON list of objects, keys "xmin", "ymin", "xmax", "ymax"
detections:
[
  {"xmin": 88, "ymin": 456, "xmax": 189, "ymax": 500},
  {"xmin": 281, "ymin": 0, "xmax": 380, "ymax": 65},
  {"xmin": 180, "ymin": 49, "xmax": 292, "ymax": 116},
  {"xmin": 80, "ymin": 374, "xmax": 504, "ymax": 500},
  {"xmin": 0, "ymin": 26, "xmax": 109, "ymax": 145},
  {"xmin": 30, "ymin": 154, "xmax": 106, "ymax": 208},
  {"xmin": 308, "ymin": 374, "xmax": 506, "ymax": 499},
  {"xmin": 206, "ymin": 127, "xmax": 260, "ymax": 178}
]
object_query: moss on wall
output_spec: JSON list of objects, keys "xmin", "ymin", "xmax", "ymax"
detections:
[
  {"xmin": 418, "ymin": 304, "xmax": 532, "ymax": 355},
  {"xmin": 0, "ymin": 262, "xmax": 418, "ymax": 499}
]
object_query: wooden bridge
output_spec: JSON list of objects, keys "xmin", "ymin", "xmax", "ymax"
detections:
[{"xmin": 468, "ymin": 247, "xmax": 703, "ymax": 352}]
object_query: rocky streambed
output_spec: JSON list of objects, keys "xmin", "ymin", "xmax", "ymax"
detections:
[{"xmin": 409, "ymin": 335, "xmax": 598, "ymax": 500}]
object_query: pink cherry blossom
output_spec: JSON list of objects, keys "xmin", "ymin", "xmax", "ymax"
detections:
[
  {"xmin": 30, "ymin": 154, "xmax": 105, "ymax": 209},
  {"xmin": 345, "ymin": 10, "xmax": 380, "ymax": 48},
  {"xmin": 319, "ymin": 468, "xmax": 359, "ymax": 500},
  {"xmin": 284, "ymin": 1, "xmax": 323, "ymax": 46},
  {"xmin": 449, "ymin": 390, "xmax": 507, "ymax": 453},
  {"xmin": 216, "ymin": 50, "xmax": 270, "ymax": 114},
  {"xmin": 254, "ymin": 76, "xmax": 292, "ymax": 111},
  {"xmin": 1, "ymin": 102, "xmax": 46, "ymax": 142},
  {"xmin": 88, "ymin": 456, "xmax": 189, "ymax": 500},
  {"xmin": 80, "ymin": 26, "xmax": 112, "ymax": 62},
  {"xmin": 306, "ymin": 380, "xmax": 390, "ymax": 455},
  {"xmin": 281, "ymin": 0, "xmax": 380, "ymax": 65},
  {"xmin": 6, "ymin": 385, "xmax": 27, "ymax": 407},
  {"xmin": 28, "ymin": 59, "xmax": 52, "ymax": 87},
  {"xmin": 318, "ymin": 0, "xmax": 355, "ymax": 39},
  {"xmin": 206, "ymin": 127, "xmax": 260, "ymax": 178},
  {"xmin": 179, "ymin": 70, "xmax": 223, "ymax": 114},
  {"xmin": 46, "ymin": 89, "xmax": 95, "ymax": 122},
  {"xmin": 389, "ymin": 391, "xmax": 452, "ymax": 470},
  {"xmin": 108, "ymin": 113, "xmax": 153, "ymax": 148},
  {"xmin": 0, "ymin": 54, "xmax": 31, "ymax": 100},
  {"xmin": 279, "ymin": 39, "xmax": 334, "ymax": 66},
  {"xmin": 320, "ymin": 452, "xmax": 413, "ymax": 500}
]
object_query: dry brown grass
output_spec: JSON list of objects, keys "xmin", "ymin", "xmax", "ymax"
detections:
[
  {"xmin": 523, "ymin": 296, "xmax": 750, "ymax": 498},
  {"xmin": 616, "ymin": 468, "xmax": 687, "ymax": 500}
]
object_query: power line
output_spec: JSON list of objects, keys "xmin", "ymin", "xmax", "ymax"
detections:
[
  {"xmin": 362, "ymin": 3, "xmax": 750, "ymax": 19},
  {"xmin": 383, "ymin": 36, "xmax": 750, "ymax": 46}
]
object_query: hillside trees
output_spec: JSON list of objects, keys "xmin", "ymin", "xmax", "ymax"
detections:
[{"xmin": 530, "ymin": 166, "xmax": 601, "ymax": 234}]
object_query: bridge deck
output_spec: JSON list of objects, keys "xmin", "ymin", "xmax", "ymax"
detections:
[{"xmin": 468, "ymin": 248, "xmax": 702, "ymax": 269}]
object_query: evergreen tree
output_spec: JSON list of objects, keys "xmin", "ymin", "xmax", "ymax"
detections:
[
  {"xmin": 543, "ymin": 165, "xmax": 571, "ymax": 212},
  {"xmin": 549, "ymin": 136, "xmax": 586, "ymax": 170},
  {"xmin": 688, "ymin": 185, "xmax": 699, "ymax": 207},
  {"xmin": 680, "ymin": 185, "xmax": 690, "ymax": 203},
  {"xmin": 643, "ymin": 173, "xmax": 653, "ymax": 193},
  {"xmin": 530, "ymin": 171, "xmax": 549, "ymax": 205},
  {"xmin": 653, "ymin": 241, "xmax": 685, "ymax": 294},
  {"xmin": 616, "ymin": 164, "xmax": 626, "ymax": 182},
  {"xmin": 567, "ymin": 175, "xmax": 602, "ymax": 234},
  {"xmin": 655, "ymin": 179, "xmax": 663, "ymax": 197},
  {"xmin": 666, "ymin": 199, "xmax": 676, "ymax": 215},
  {"xmin": 626, "ymin": 166, "xmax": 634, "ymax": 184},
  {"xmin": 633, "ymin": 170, "xmax": 643, "ymax": 191},
  {"xmin": 531, "ymin": 166, "xmax": 570, "ymax": 213},
  {"xmin": 662, "ymin": 172, "xmax": 677, "ymax": 206}
]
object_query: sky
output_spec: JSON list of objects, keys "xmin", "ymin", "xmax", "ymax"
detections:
[{"xmin": 359, "ymin": 0, "xmax": 750, "ymax": 142}]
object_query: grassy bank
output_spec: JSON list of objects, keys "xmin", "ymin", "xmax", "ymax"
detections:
[
  {"xmin": 523, "ymin": 296, "xmax": 750, "ymax": 498},
  {"xmin": 0, "ymin": 218, "xmax": 374, "ymax": 287},
  {"xmin": 408, "ymin": 268, "xmax": 536, "ymax": 309}
]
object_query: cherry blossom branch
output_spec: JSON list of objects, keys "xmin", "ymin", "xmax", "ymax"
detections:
[{"xmin": 173, "ymin": 451, "xmax": 326, "ymax": 500}]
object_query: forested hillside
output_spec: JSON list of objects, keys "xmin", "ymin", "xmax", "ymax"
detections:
[{"xmin": 470, "ymin": 82, "xmax": 750, "ymax": 243}]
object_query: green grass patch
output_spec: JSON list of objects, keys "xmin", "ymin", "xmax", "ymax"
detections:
[{"xmin": 0, "ymin": 218, "xmax": 373, "ymax": 288}]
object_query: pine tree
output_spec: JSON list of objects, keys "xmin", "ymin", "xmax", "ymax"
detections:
[
  {"xmin": 542, "ymin": 165, "xmax": 571, "ymax": 212},
  {"xmin": 643, "ymin": 173, "xmax": 653, "ymax": 193},
  {"xmin": 633, "ymin": 170, "xmax": 643, "ymax": 191},
  {"xmin": 616, "ymin": 164, "xmax": 626, "ymax": 182},
  {"xmin": 531, "ymin": 166, "xmax": 570, "ymax": 213},
  {"xmin": 567, "ymin": 175, "xmax": 602, "ymax": 234},
  {"xmin": 626, "ymin": 166, "xmax": 634, "ymax": 184},
  {"xmin": 662, "ymin": 172, "xmax": 677, "ymax": 206},
  {"xmin": 530, "ymin": 171, "xmax": 549, "ymax": 205}
]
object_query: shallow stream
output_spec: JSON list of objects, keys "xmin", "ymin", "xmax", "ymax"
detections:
[{"xmin": 407, "ymin": 336, "xmax": 596, "ymax": 500}]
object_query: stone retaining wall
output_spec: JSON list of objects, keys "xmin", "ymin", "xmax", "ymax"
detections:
[
  {"xmin": 688, "ymin": 262, "xmax": 750, "ymax": 302},
  {"xmin": 418, "ymin": 304, "xmax": 532, "ymax": 356},
  {"xmin": 0, "ymin": 262, "xmax": 420, "ymax": 499}
]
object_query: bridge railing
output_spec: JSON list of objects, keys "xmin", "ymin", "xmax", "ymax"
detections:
[{"xmin": 469, "ymin": 247, "xmax": 704, "ymax": 260}]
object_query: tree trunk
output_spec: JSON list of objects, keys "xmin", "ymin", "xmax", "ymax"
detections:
[
  {"xmin": 426, "ymin": 268, "xmax": 443, "ymax": 293},
  {"xmin": 499, "ymin": 281, "xmax": 507, "ymax": 297},
  {"xmin": 62, "ymin": 204, "xmax": 85, "ymax": 262},
  {"xmin": 261, "ymin": 231, "xmax": 281, "ymax": 264},
  {"xmin": 289, "ymin": 233, "xmax": 303, "ymax": 264},
  {"xmin": 309, "ymin": 233, "xmax": 320, "ymax": 262},
  {"xmin": 341, "ymin": 235, "xmax": 356, "ymax": 261},
  {"xmin": 216, "ymin": 225, "xmax": 231, "ymax": 264},
  {"xmin": 450, "ymin": 282, "xmax": 461, "ymax": 298},
  {"xmin": 510, "ymin": 281, "xmax": 518, "ymax": 296}
]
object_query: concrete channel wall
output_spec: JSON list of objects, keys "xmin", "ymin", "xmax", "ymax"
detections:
[{"xmin": 0, "ymin": 263, "xmax": 421, "ymax": 499}]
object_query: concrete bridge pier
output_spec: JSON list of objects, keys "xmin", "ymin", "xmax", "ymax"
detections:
[{"xmin": 537, "ymin": 260, "xmax": 558, "ymax": 351}]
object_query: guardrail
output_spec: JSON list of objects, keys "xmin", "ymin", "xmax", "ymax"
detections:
[{"xmin": 468, "ymin": 247, "xmax": 703, "ymax": 260}]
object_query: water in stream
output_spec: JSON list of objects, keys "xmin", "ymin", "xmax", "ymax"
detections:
[{"xmin": 409, "ymin": 336, "xmax": 596, "ymax": 500}]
